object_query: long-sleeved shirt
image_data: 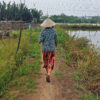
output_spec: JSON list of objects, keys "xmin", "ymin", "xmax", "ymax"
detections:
[{"xmin": 39, "ymin": 28, "xmax": 57, "ymax": 51}]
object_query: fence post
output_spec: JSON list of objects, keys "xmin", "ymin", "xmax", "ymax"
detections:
[{"xmin": 15, "ymin": 22, "xmax": 22, "ymax": 57}]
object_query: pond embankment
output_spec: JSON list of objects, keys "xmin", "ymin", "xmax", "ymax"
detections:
[
  {"xmin": 57, "ymin": 23, "xmax": 100, "ymax": 30},
  {"xmin": 56, "ymin": 25, "xmax": 100, "ymax": 99}
]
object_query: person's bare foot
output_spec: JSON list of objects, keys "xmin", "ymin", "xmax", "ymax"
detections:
[{"xmin": 46, "ymin": 75, "xmax": 50, "ymax": 83}]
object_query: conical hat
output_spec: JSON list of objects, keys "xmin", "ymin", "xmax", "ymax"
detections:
[{"xmin": 41, "ymin": 18, "xmax": 56, "ymax": 28}]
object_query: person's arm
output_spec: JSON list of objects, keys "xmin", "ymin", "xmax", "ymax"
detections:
[
  {"xmin": 54, "ymin": 30, "xmax": 57, "ymax": 47},
  {"xmin": 39, "ymin": 30, "xmax": 44, "ymax": 45}
]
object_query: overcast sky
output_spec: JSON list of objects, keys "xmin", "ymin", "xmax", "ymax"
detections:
[{"xmin": 1, "ymin": 0, "xmax": 100, "ymax": 16}]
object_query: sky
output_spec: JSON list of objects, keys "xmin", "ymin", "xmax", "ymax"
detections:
[{"xmin": 1, "ymin": 0, "xmax": 100, "ymax": 16}]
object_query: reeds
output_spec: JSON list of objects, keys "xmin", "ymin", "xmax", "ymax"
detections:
[{"xmin": 56, "ymin": 25, "xmax": 100, "ymax": 96}]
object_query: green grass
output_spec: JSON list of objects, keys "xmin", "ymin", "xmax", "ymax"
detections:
[
  {"xmin": 74, "ymin": 85, "xmax": 85, "ymax": 91},
  {"xmin": 72, "ymin": 70, "xmax": 83, "ymax": 82},
  {"xmin": 6, "ymin": 93, "xmax": 17, "ymax": 100},
  {"xmin": 56, "ymin": 25, "xmax": 100, "ymax": 97},
  {"xmin": 0, "ymin": 27, "xmax": 41, "ymax": 99},
  {"xmin": 25, "ymin": 78, "xmax": 36, "ymax": 89},
  {"xmin": 58, "ymin": 46, "xmax": 66, "ymax": 58},
  {"xmin": 80, "ymin": 92, "xmax": 100, "ymax": 100},
  {"xmin": 55, "ymin": 72, "xmax": 64, "ymax": 80}
]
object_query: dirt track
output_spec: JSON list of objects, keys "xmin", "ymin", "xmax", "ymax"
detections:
[{"xmin": 16, "ymin": 50, "xmax": 85, "ymax": 100}]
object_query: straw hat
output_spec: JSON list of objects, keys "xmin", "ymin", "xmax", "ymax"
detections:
[{"xmin": 41, "ymin": 18, "xmax": 56, "ymax": 28}]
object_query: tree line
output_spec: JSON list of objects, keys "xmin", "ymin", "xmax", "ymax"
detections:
[
  {"xmin": 0, "ymin": 1, "xmax": 43, "ymax": 22},
  {"xmin": 0, "ymin": 1, "xmax": 100, "ymax": 24},
  {"xmin": 48, "ymin": 14, "xmax": 100, "ymax": 24}
]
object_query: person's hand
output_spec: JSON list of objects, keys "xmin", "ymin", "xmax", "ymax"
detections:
[{"xmin": 40, "ymin": 42, "xmax": 42, "ymax": 47}]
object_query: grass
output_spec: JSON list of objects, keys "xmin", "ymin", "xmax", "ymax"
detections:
[
  {"xmin": 55, "ymin": 72, "xmax": 65, "ymax": 77},
  {"xmin": 56, "ymin": 25, "xmax": 100, "ymax": 97},
  {"xmin": 80, "ymin": 92, "xmax": 100, "ymax": 100},
  {"xmin": 0, "ymin": 27, "xmax": 41, "ymax": 99},
  {"xmin": 74, "ymin": 85, "xmax": 85, "ymax": 91},
  {"xmin": 55, "ymin": 72, "xmax": 64, "ymax": 80},
  {"xmin": 72, "ymin": 70, "xmax": 83, "ymax": 82},
  {"xmin": 58, "ymin": 46, "xmax": 66, "ymax": 58}
]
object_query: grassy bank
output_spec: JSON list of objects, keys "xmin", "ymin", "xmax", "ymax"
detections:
[
  {"xmin": 0, "ymin": 27, "xmax": 41, "ymax": 99},
  {"xmin": 56, "ymin": 24, "xmax": 100, "ymax": 30},
  {"xmin": 56, "ymin": 25, "xmax": 100, "ymax": 99}
]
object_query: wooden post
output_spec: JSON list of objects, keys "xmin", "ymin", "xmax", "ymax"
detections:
[{"xmin": 15, "ymin": 22, "xmax": 22, "ymax": 57}]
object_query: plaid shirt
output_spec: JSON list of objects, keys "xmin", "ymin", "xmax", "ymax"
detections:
[{"xmin": 39, "ymin": 28, "xmax": 57, "ymax": 51}]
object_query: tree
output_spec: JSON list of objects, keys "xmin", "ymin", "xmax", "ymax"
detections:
[
  {"xmin": 31, "ymin": 9, "xmax": 43, "ymax": 22},
  {"xmin": 0, "ymin": 1, "xmax": 43, "ymax": 22}
]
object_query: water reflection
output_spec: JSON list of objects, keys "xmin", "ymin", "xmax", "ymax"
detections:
[{"xmin": 67, "ymin": 30, "xmax": 100, "ymax": 48}]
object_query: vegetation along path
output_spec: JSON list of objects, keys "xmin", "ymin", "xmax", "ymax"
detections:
[{"xmin": 15, "ymin": 25, "xmax": 100, "ymax": 100}]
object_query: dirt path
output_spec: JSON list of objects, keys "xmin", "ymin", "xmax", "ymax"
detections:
[
  {"xmin": 16, "ymin": 50, "xmax": 85, "ymax": 100},
  {"xmin": 30, "ymin": 53, "xmax": 65, "ymax": 100},
  {"xmin": 16, "ymin": 51, "xmax": 65, "ymax": 100}
]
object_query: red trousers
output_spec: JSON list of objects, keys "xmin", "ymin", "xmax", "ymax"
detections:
[{"xmin": 42, "ymin": 51, "xmax": 55, "ymax": 70}]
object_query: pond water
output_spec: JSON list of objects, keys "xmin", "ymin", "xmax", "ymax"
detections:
[{"xmin": 67, "ymin": 30, "xmax": 100, "ymax": 48}]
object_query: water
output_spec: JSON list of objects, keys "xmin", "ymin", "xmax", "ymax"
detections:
[{"xmin": 67, "ymin": 30, "xmax": 100, "ymax": 48}]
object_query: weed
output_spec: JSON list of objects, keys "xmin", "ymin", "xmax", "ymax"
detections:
[
  {"xmin": 80, "ymin": 92, "xmax": 100, "ymax": 100},
  {"xmin": 55, "ymin": 72, "xmax": 64, "ymax": 80},
  {"xmin": 72, "ymin": 70, "xmax": 83, "ymax": 82},
  {"xmin": 26, "ymin": 78, "xmax": 36, "ymax": 88},
  {"xmin": 74, "ymin": 85, "xmax": 84, "ymax": 91}
]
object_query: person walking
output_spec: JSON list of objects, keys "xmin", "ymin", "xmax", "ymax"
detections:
[{"xmin": 39, "ymin": 18, "xmax": 57, "ymax": 82}]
